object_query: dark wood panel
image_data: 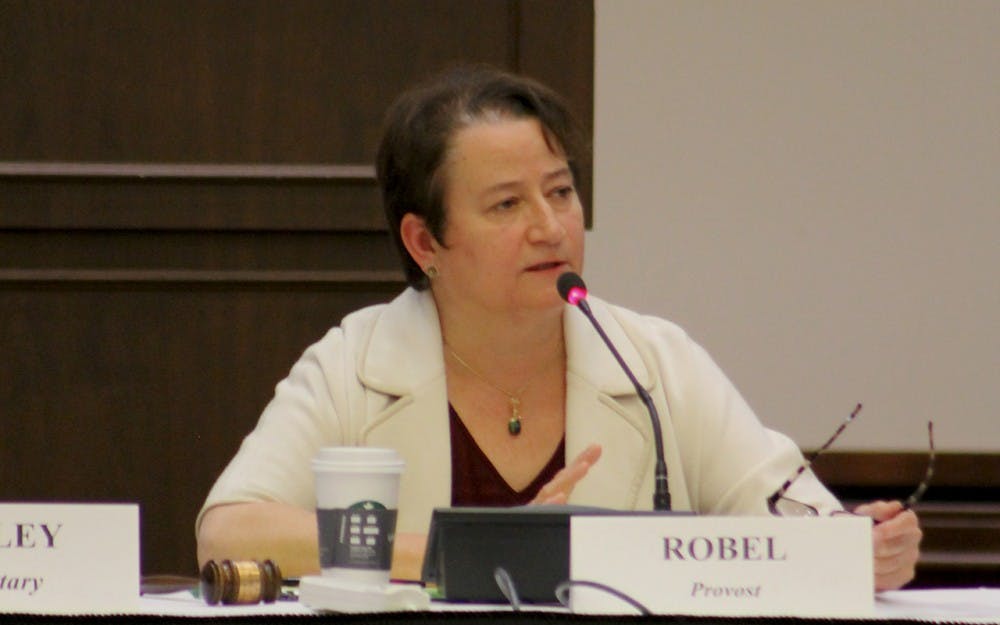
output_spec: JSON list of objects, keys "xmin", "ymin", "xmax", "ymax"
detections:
[
  {"xmin": 0, "ymin": 162, "xmax": 374, "ymax": 178},
  {"xmin": 0, "ymin": 230, "xmax": 400, "ymax": 272},
  {"xmin": 0, "ymin": 269, "xmax": 401, "ymax": 285},
  {"xmin": 1, "ymin": 0, "xmax": 594, "ymax": 166},
  {"xmin": 0, "ymin": 0, "xmax": 512, "ymax": 162},
  {"xmin": 0, "ymin": 281, "xmax": 405, "ymax": 575},
  {"xmin": 814, "ymin": 452, "xmax": 1000, "ymax": 589},
  {"xmin": 814, "ymin": 452, "xmax": 1000, "ymax": 495},
  {"xmin": 1, "ymin": 0, "xmax": 595, "ymax": 225},
  {"xmin": 0, "ymin": 0, "xmax": 596, "ymax": 579},
  {"xmin": 0, "ymin": 178, "xmax": 382, "ymax": 231},
  {"xmin": 915, "ymin": 502, "xmax": 1000, "ymax": 588},
  {"xmin": 0, "ymin": 162, "xmax": 381, "ymax": 230}
]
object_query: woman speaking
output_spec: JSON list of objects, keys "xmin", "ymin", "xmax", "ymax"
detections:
[{"xmin": 196, "ymin": 65, "xmax": 921, "ymax": 591}]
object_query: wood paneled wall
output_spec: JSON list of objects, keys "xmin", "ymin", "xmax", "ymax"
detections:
[
  {"xmin": 3, "ymin": 0, "xmax": 994, "ymax": 589},
  {"xmin": 0, "ymin": 0, "xmax": 594, "ymax": 576}
]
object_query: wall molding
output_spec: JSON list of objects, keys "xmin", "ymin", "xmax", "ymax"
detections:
[
  {"xmin": 0, "ymin": 268, "xmax": 403, "ymax": 286},
  {"xmin": 0, "ymin": 161, "xmax": 383, "ymax": 231},
  {"xmin": 0, "ymin": 161, "xmax": 375, "ymax": 180}
]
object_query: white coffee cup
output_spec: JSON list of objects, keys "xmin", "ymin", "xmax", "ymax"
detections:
[{"xmin": 312, "ymin": 447, "xmax": 405, "ymax": 586}]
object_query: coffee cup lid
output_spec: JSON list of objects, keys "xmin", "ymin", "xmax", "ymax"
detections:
[{"xmin": 312, "ymin": 447, "xmax": 405, "ymax": 473}]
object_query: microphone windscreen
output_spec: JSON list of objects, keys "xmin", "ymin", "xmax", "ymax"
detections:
[{"xmin": 557, "ymin": 272, "xmax": 587, "ymax": 303}]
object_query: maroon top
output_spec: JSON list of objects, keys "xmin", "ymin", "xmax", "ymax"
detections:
[{"xmin": 449, "ymin": 404, "xmax": 566, "ymax": 506}]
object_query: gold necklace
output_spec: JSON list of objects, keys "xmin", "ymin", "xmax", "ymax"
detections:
[{"xmin": 445, "ymin": 345, "xmax": 532, "ymax": 436}]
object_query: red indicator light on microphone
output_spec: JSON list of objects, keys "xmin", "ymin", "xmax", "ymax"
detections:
[{"xmin": 557, "ymin": 272, "xmax": 589, "ymax": 306}]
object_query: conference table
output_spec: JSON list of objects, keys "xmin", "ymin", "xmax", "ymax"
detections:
[{"xmin": 4, "ymin": 587, "xmax": 999, "ymax": 624}]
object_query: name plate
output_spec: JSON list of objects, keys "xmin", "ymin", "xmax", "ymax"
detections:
[
  {"xmin": 570, "ymin": 515, "xmax": 873, "ymax": 617},
  {"xmin": 0, "ymin": 503, "xmax": 139, "ymax": 614}
]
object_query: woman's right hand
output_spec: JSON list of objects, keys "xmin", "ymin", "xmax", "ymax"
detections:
[{"xmin": 531, "ymin": 444, "xmax": 602, "ymax": 505}]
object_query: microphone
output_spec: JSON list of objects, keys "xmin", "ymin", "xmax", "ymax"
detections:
[{"xmin": 557, "ymin": 272, "xmax": 671, "ymax": 511}]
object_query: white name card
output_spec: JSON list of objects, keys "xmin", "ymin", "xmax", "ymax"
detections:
[
  {"xmin": 570, "ymin": 515, "xmax": 873, "ymax": 618},
  {"xmin": 0, "ymin": 503, "xmax": 139, "ymax": 614}
]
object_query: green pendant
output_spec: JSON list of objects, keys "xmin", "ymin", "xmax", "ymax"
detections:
[
  {"xmin": 508, "ymin": 417, "xmax": 522, "ymax": 436},
  {"xmin": 507, "ymin": 397, "xmax": 522, "ymax": 436}
]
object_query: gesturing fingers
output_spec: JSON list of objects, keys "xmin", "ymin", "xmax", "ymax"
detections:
[{"xmin": 531, "ymin": 444, "xmax": 602, "ymax": 505}]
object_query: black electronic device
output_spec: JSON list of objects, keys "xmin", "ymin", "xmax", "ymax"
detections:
[{"xmin": 421, "ymin": 505, "xmax": 688, "ymax": 604}]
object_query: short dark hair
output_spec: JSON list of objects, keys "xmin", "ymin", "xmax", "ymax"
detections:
[{"xmin": 376, "ymin": 64, "xmax": 587, "ymax": 290}]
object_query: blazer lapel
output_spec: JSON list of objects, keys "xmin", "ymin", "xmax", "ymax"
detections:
[{"xmin": 353, "ymin": 289, "xmax": 453, "ymax": 533}]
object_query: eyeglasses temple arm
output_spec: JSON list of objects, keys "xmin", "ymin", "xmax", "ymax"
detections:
[
  {"xmin": 903, "ymin": 421, "xmax": 935, "ymax": 511},
  {"xmin": 768, "ymin": 403, "xmax": 862, "ymax": 510}
]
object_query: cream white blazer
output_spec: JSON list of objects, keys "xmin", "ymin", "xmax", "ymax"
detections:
[{"xmin": 200, "ymin": 288, "xmax": 839, "ymax": 534}]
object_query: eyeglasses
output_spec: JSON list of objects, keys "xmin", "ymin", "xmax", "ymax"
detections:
[{"xmin": 767, "ymin": 404, "xmax": 935, "ymax": 517}]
